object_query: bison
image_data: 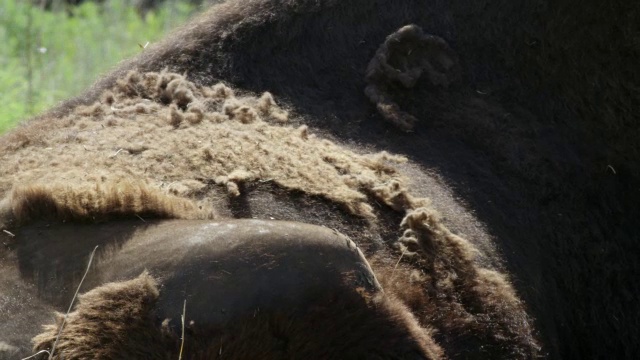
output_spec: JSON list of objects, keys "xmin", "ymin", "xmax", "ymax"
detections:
[
  {"xmin": 1, "ymin": 0, "xmax": 638, "ymax": 359},
  {"xmin": 1, "ymin": 69, "xmax": 536, "ymax": 359}
]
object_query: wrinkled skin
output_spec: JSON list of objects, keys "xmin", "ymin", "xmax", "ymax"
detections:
[{"xmin": 2, "ymin": 0, "xmax": 639, "ymax": 359}]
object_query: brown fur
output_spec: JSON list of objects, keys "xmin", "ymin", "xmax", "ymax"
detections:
[
  {"xmin": 32, "ymin": 272, "xmax": 446, "ymax": 360},
  {"xmin": 364, "ymin": 25, "xmax": 459, "ymax": 131},
  {"xmin": 2, "ymin": 71, "xmax": 537, "ymax": 359},
  {"xmin": 389, "ymin": 208, "xmax": 537, "ymax": 358},
  {"xmin": 7, "ymin": 0, "xmax": 636, "ymax": 357},
  {"xmin": 0, "ymin": 71, "xmax": 418, "ymax": 222},
  {"xmin": 32, "ymin": 272, "xmax": 168, "ymax": 359},
  {"xmin": 26, "ymin": 220, "xmax": 448, "ymax": 360},
  {"xmin": 1, "ymin": 182, "xmax": 215, "ymax": 229}
]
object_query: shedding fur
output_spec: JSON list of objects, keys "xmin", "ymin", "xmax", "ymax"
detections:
[
  {"xmin": 364, "ymin": 25, "xmax": 459, "ymax": 131},
  {"xmin": 6, "ymin": 0, "xmax": 636, "ymax": 358},
  {"xmin": 383, "ymin": 208, "xmax": 540, "ymax": 358},
  {"xmin": 0, "ymin": 71, "xmax": 419, "ymax": 223},
  {"xmin": 4, "ymin": 71, "xmax": 538, "ymax": 358}
]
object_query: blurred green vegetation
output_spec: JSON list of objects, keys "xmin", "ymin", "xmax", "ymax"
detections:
[{"xmin": 0, "ymin": 0, "xmax": 196, "ymax": 133}]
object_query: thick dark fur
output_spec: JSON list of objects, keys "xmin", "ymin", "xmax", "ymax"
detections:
[
  {"xmin": 364, "ymin": 24, "xmax": 460, "ymax": 131},
  {"xmin": 6, "ymin": 0, "xmax": 639, "ymax": 358}
]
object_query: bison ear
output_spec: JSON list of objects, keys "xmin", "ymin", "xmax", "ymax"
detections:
[{"xmin": 364, "ymin": 24, "xmax": 459, "ymax": 132}]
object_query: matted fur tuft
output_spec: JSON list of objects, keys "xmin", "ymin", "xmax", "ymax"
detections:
[
  {"xmin": 32, "ymin": 272, "xmax": 170, "ymax": 359},
  {"xmin": 1, "ymin": 181, "xmax": 215, "ymax": 228},
  {"xmin": 364, "ymin": 25, "xmax": 459, "ymax": 131},
  {"xmin": 372, "ymin": 207, "xmax": 540, "ymax": 358}
]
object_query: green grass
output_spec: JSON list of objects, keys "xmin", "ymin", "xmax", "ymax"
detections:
[{"xmin": 0, "ymin": 0, "xmax": 196, "ymax": 133}]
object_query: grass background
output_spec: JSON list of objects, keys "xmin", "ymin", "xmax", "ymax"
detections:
[{"xmin": 0, "ymin": 0, "xmax": 196, "ymax": 133}]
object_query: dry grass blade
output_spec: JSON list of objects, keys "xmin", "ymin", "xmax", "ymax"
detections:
[
  {"xmin": 179, "ymin": 299, "xmax": 186, "ymax": 360},
  {"xmin": 20, "ymin": 349, "xmax": 51, "ymax": 360},
  {"xmin": 390, "ymin": 249, "xmax": 406, "ymax": 280},
  {"xmin": 48, "ymin": 245, "xmax": 99, "ymax": 360}
]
